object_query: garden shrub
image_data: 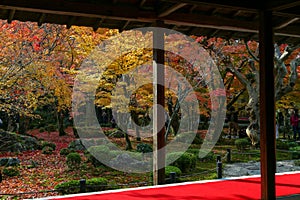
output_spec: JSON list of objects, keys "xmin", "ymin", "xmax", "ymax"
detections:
[
  {"xmin": 39, "ymin": 128, "xmax": 45, "ymax": 133},
  {"xmin": 137, "ymin": 143, "xmax": 153, "ymax": 153},
  {"xmin": 54, "ymin": 177, "xmax": 108, "ymax": 194},
  {"xmin": 235, "ymin": 138, "xmax": 249, "ymax": 151},
  {"xmin": 290, "ymin": 146, "xmax": 300, "ymax": 151},
  {"xmin": 126, "ymin": 151, "xmax": 143, "ymax": 160},
  {"xmin": 66, "ymin": 152, "xmax": 82, "ymax": 168},
  {"xmin": 187, "ymin": 149, "xmax": 215, "ymax": 161},
  {"xmin": 187, "ymin": 149, "xmax": 198, "ymax": 155},
  {"xmin": 150, "ymin": 165, "xmax": 182, "ymax": 183},
  {"xmin": 86, "ymin": 145, "xmax": 119, "ymax": 167},
  {"xmin": 276, "ymin": 139, "xmax": 289, "ymax": 150},
  {"xmin": 42, "ymin": 146, "xmax": 54, "ymax": 154},
  {"xmin": 2, "ymin": 167, "xmax": 20, "ymax": 177},
  {"xmin": 205, "ymin": 172, "xmax": 218, "ymax": 180},
  {"xmin": 200, "ymin": 151, "xmax": 215, "ymax": 161},
  {"xmin": 45, "ymin": 124, "xmax": 57, "ymax": 132},
  {"xmin": 287, "ymin": 142, "xmax": 298, "ymax": 149},
  {"xmin": 165, "ymin": 165, "xmax": 182, "ymax": 177},
  {"xmin": 276, "ymin": 140, "xmax": 298, "ymax": 150},
  {"xmin": 166, "ymin": 152, "xmax": 197, "ymax": 173},
  {"xmin": 41, "ymin": 141, "xmax": 56, "ymax": 151},
  {"xmin": 289, "ymin": 146, "xmax": 300, "ymax": 159},
  {"xmin": 294, "ymin": 160, "xmax": 300, "ymax": 166},
  {"xmin": 60, "ymin": 148, "xmax": 74, "ymax": 156}
]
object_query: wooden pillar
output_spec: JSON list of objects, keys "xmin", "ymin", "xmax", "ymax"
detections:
[
  {"xmin": 259, "ymin": 10, "xmax": 276, "ymax": 200},
  {"xmin": 152, "ymin": 26, "xmax": 165, "ymax": 185}
]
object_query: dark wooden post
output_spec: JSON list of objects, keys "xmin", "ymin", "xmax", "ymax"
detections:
[
  {"xmin": 259, "ymin": 10, "xmax": 276, "ymax": 200},
  {"xmin": 226, "ymin": 148, "xmax": 231, "ymax": 163},
  {"xmin": 217, "ymin": 160, "xmax": 223, "ymax": 179},
  {"xmin": 80, "ymin": 179, "xmax": 86, "ymax": 193},
  {"xmin": 169, "ymin": 172, "xmax": 176, "ymax": 183},
  {"xmin": 153, "ymin": 24, "xmax": 165, "ymax": 185}
]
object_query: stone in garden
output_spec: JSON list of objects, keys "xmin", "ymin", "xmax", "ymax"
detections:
[
  {"xmin": 109, "ymin": 153, "xmax": 149, "ymax": 172},
  {"xmin": 0, "ymin": 157, "xmax": 20, "ymax": 166},
  {"xmin": 68, "ymin": 139, "xmax": 86, "ymax": 151},
  {"xmin": 0, "ymin": 130, "xmax": 40, "ymax": 152}
]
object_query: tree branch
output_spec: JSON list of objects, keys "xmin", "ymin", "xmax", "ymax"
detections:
[{"xmin": 245, "ymin": 41, "xmax": 259, "ymax": 62}]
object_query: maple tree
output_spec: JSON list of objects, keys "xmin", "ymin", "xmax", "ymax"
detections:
[
  {"xmin": 0, "ymin": 20, "xmax": 113, "ymax": 136},
  {"xmin": 0, "ymin": 21, "xmax": 69, "ymax": 133},
  {"xmin": 196, "ymin": 37, "xmax": 300, "ymax": 145},
  {"xmin": 77, "ymin": 30, "xmax": 221, "ymax": 151}
]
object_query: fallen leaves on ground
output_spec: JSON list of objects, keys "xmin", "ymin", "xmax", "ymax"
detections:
[{"xmin": 0, "ymin": 128, "xmax": 76, "ymax": 199}]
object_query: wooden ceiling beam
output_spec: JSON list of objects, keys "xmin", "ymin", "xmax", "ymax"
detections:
[
  {"xmin": 267, "ymin": 0, "xmax": 300, "ymax": 11},
  {"xmin": 189, "ymin": 5, "xmax": 198, "ymax": 13},
  {"xmin": 0, "ymin": 0, "xmax": 156, "ymax": 22},
  {"xmin": 274, "ymin": 17, "xmax": 299, "ymax": 29},
  {"xmin": 163, "ymin": 13, "xmax": 300, "ymax": 38},
  {"xmin": 0, "ymin": 0, "xmax": 299, "ymax": 39},
  {"xmin": 158, "ymin": 3, "xmax": 187, "ymax": 17},
  {"xmin": 139, "ymin": 0, "xmax": 147, "ymax": 7},
  {"xmin": 163, "ymin": 13, "xmax": 259, "ymax": 33},
  {"xmin": 161, "ymin": 0, "xmax": 259, "ymax": 12},
  {"xmin": 273, "ymin": 11, "xmax": 300, "ymax": 18},
  {"xmin": 122, "ymin": 20, "xmax": 130, "ymax": 30}
]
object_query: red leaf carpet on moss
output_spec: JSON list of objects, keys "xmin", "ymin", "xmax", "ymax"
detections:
[{"xmin": 49, "ymin": 172, "xmax": 300, "ymax": 200}]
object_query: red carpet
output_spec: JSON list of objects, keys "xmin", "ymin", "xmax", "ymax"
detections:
[{"xmin": 45, "ymin": 172, "xmax": 300, "ymax": 200}]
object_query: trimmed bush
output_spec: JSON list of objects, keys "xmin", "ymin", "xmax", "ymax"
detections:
[
  {"xmin": 235, "ymin": 138, "xmax": 249, "ymax": 151},
  {"xmin": 288, "ymin": 142, "xmax": 298, "ymax": 149},
  {"xmin": 276, "ymin": 140, "xmax": 298, "ymax": 150},
  {"xmin": 66, "ymin": 152, "xmax": 81, "ymax": 168},
  {"xmin": 41, "ymin": 141, "xmax": 56, "ymax": 151},
  {"xmin": 166, "ymin": 152, "xmax": 197, "ymax": 173},
  {"xmin": 60, "ymin": 148, "xmax": 73, "ymax": 156},
  {"xmin": 126, "ymin": 151, "xmax": 143, "ymax": 160},
  {"xmin": 150, "ymin": 165, "xmax": 182, "ymax": 183},
  {"xmin": 55, "ymin": 177, "xmax": 108, "ymax": 194},
  {"xmin": 289, "ymin": 146, "xmax": 300, "ymax": 159},
  {"xmin": 86, "ymin": 145, "xmax": 119, "ymax": 167},
  {"xmin": 45, "ymin": 124, "xmax": 57, "ymax": 132},
  {"xmin": 187, "ymin": 149, "xmax": 215, "ymax": 161},
  {"xmin": 42, "ymin": 146, "xmax": 54, "ymax": 154},
  {"xmin": 39, "ymin": 128, "xmax": 45, "ymax": 133},
  {"xmin": 290, "ymin": 146, "xmax": 300, "ymax": 151},
  {"xmin": 2, "ymin": 167, "xmax": 20, "ymax": 177},
  {"xmin": 276, "ymin": 139, "xmax": 288, "ymax": 150},
  {"xmin": 165, "ymin": 165, "xmax": 182, "ymax": 177},
  {"xmin": 137, "ymin": 143, "xmax": 153, "ymax": 153}
]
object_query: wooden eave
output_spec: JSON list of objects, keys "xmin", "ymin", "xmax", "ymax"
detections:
[{"xmin": 0, "ymin": 0, "xmax": 299, "ymax": 44}]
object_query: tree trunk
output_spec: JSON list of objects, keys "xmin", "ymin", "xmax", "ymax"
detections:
[
  {"xmin": 19, "ymin": 116, "xmax": 29, "ymax": 134},
  {"xmin": 57, "ymin": 110, "xmax": 66, "ymax": 136},
  {"xmin": 135, "ymin": 124, "xmax": 141, "ymax": 141},
  {"xmin": 71, "ymin": 118, "xmax": 79, "ymax": 138},
  {"xmin": 125, "ymin": 126, "xmax": 132, "ymax": 150},
  {"xmin": 246, "ymin": 95, "xmax": 260, "ymax": 146}
]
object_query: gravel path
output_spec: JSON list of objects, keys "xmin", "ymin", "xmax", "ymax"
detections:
[{"xmin": 223, "ymin": 160, "xmax": 300, "ymax": 177}]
